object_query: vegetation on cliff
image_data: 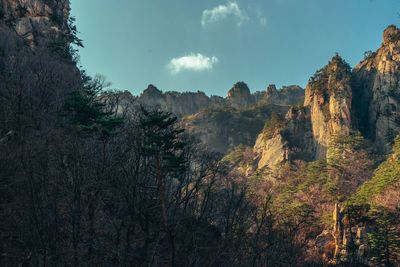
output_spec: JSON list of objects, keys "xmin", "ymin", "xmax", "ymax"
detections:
[{"xmin": 309, "ymin": 54, "xmax": 352, "ymax": 93}]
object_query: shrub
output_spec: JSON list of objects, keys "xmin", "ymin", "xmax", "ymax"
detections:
[
  {"xmin": 309, "ymin": 54, "xmax": 351, "ymax": 93},
  {"xmin": 389, "ymin": 33, "xmax": 400, "ymax": 43},
  {"xmin": 363, "ymin": 50, "xmax": 375, "ymax": 60},
  {"xmin": 262, "ymin": 112, "xmax": 286, "ymax": 139}
]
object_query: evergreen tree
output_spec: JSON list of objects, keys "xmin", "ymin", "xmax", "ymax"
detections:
[
  {"xmin": 61, "ymin": 75, "xmax": 123, "ymax": 259},
  {"xmin": 139, "ymin": 107, "xmax": 185, "ymax": 267},
  {"xmin": 368, "ymin": 209, "xmax": 400, "ymax": 266}
]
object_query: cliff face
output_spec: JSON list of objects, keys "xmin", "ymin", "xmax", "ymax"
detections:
[
  {"xmin": 1, "ymin": 0, "xmax": 70, "ymax": 47},
  {"xmin": 252, "ymin": 55, "xmax": 352, "ymax": 170},
  {"xmin": 252, "ymin": 26, "xmax": 400, "ymax": 170},
  {"xmin": 134, "ymin": 82, "xmax": 304, "ymax": 154},
  {"xmin": 305, "ymin": 55, "xmax": 353, "ymax": 158},
  {"xmin": 254, "ymin": 131, "xmax": 289, "ymax": 170},
  {"xmin": 352, "ymin": 25, "xmax": 400, "ymax": 153},
  {"xmin": 253, "ymin": 105, "xmax": 316, "ymax": 170}
]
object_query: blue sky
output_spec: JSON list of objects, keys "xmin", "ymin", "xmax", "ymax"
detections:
[{"xmin": 71, "ymin": 0, "xmax": 399, "ymax": 96}]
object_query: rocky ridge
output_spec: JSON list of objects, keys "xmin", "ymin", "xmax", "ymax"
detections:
[
  {"xmin": 136, "ymin": 82, "xmax": 304, "ymax": 118},
  {"xmin": 352, "ymin": 25, "xmax": 400, "ymax": 153},
  {"xmin": 251, "ymin": 25, "xmax": 400, "ymax": 172}
]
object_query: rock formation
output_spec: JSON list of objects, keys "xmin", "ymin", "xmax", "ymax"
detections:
[
  {"xmin": 305, "ymin": 54, "xmax": 353, "ymax": 158},
  {"xmin": 315, "ymin": 203, "xmax": 372, "ymax": 265},
  {"xmin": 227, "ymin": 81, "xmax": 254, "ymax": 108},
  {"xmin": 1, "ymin": 0, "xmax": 70, "ymax": 47},
  {"xmin": 251, "ymin": 25, "xmax": 400, "ymax": 171},
  {"xmin": 352, "ymin": 25, "xmax": 400, "ymax": 153},
  {"xmin": 135, "ymin": 82, "xmax": 304, "ymax": 119}
]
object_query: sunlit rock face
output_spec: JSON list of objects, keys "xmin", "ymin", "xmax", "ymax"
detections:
[
  {"xmin": 252, "ymin": 105, "xmax": 315, "ymax": 171},
  {"xmin": 304, "ymin": 55, "xmax": 353, "ymax": 158},
  {"xmin": 352, "ymin": 25, "xmax": 400, "ymax": 153},
  {"xmin": 250, "ymin": 26, "xmax": 400, "ymax": 172},
  {"xmin": 253, "ymin": 130, "xmax": 289, "ymax": 170},
  {"xmin": 1, "ymin": 0, "xmax": 70, "ymax": 47}
]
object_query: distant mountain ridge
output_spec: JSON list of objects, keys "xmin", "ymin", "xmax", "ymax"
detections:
[
  {"xmin": 118, "ymin": 82, "xmax": 304, "ymax": 154},
  {"xmin": 135, "ymin": 82, "xmax": 304, "ymax": 118}
]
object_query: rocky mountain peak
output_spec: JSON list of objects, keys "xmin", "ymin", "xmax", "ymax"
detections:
[
  {"xmin": 227, "ymin": 81, "xmax": 251, "ymax": 98},
  {"xmin": 227, "ymin": 81, "xmax": 253, "ymax": 107},
  {"xmin": 266, "ymin": 84, "xmax": 277, "ymax": 96},
  {"xmin": 141, "ymin": 84, "xmax": 162, "ymax": 98},
  {"xmin": 306, "ymin": 54, "xmax": 351, "ymax": 96},
  {"xmin": 304, "ymin": 54, "xmax": 352, "ymax": 157}
]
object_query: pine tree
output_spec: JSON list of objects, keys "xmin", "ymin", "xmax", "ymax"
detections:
[
  {"xmin": 61, "ymin": 76, "xmax": 123, "ymax": 260},
  {"xmin": 139, "ymin": 107, "xmax": 185, "ymax": 267},
  {"xmin": 368, "ymin": 209, "xmax": 400, "ymax": 266}
]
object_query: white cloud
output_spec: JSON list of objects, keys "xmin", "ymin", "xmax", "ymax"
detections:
[
  {"xmin": 167, "ymin": 53, "xmax": 219, "ymax": 74},
  {"xmin": 201, "ymin": 2, "xmax": 248, "ymax": 27}
]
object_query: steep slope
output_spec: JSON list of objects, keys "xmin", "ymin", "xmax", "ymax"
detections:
[
  {"xmin": 352, "ymin": 25, "xmax": 400, "ymax": 153},
  {"xmin": 251, "ymin": 25, "xmax": 400, "ymax": 172},
  {"xmin": 252, "ymin": 55, "xmax": 352, "ymax": 170},
  {"xmin": 305, "ymin": 54, "xmax": 353, "ymax": 158}
]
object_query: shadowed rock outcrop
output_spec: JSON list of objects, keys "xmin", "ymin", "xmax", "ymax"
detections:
[
  {"xmin": 227, "ymin": 81, "xmax": 254, "ymax": 108},
  {"xmin": 352, "ymin": 25, "xmax": 400, "ymax": 153}
]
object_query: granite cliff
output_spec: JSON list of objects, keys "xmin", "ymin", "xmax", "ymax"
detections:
[
  {"xmin": 250, "ymin": 25, "xmax": 400, "ymax": 172},
  {"xmin": 352, "ymin": 25, "xmax": 400, "ymax": 153},
  {"xmin": 0, "ymin": 0, "xmax": 70, "ymax": 47}
]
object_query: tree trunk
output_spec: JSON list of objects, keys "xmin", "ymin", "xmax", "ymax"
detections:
[{"xmin": 155, "ymin": 155, "xmax": 175, "ymax": 267}]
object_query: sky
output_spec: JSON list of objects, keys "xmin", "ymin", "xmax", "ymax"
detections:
[{"xmin": 70, "ymin": 0, "xmax": 400, "ymax": 97}]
